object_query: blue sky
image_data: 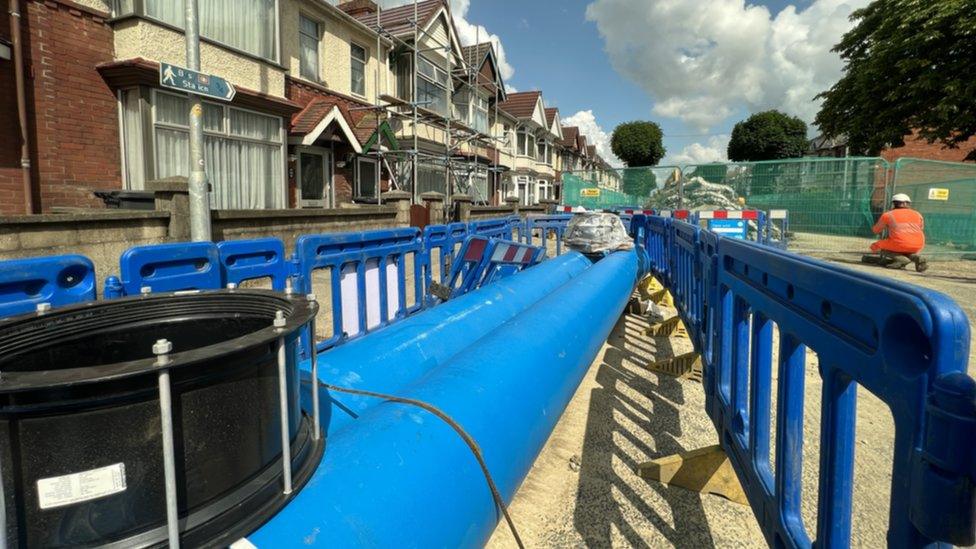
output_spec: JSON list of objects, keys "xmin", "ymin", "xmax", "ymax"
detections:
[
  {"xmin": 467, "ymin": 0, "xmax": 707, "ymax": 165},
  {"xmin": 384, "ymin": 0, "xmax": 866, "ymax": 166}
]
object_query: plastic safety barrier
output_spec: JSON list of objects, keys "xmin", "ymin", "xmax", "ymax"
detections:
[
  {"xmin": 105, "ymin": 241, "xmax": 221, "ymax": 298},
  {"xmin": 0, "ymin": 254, "xmax": 96, "ymax": 318},
  {"xmin": 441, "ymin": 235, "xmax": 543, "ymax": 299},
  {"xmin": 644, "ymin": 217, "xmax": 975, "ymax": 547},
  {"xmin": 469, "ymin": 217, "xmax": 516, "ymax": 240},
  {"xmin": 763, "ymin": 209, "xmax": 790, "ymax": 249},
  {"xmin": 294, "ymin": 227, "xmax": 424, "ymax": 351},
  {"xmin": 523, "ymin": 214, "xmax": 573, "ymax": 256},
  {"xmin": 422, "ymin": 222, "xmax": 468, "ymax": 291},
  {"xmin": 669, "ymin": 221, "xmax": 704, "ymax": 350},
  {"xmin": 645, "ymin": 215, "xmax": 670, "ymax": 280},
  {"xmin": 217, "ymin": 238, "xmax": 289, "ymax": 291}
]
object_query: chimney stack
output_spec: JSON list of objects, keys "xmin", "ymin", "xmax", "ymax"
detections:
[{"xmin": 339, "ymin": 0, "xmax": 378, "ymax": 17}]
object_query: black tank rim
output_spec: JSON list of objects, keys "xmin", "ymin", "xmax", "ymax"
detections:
[{"xmin": 0, "ymin": 289, "xmax": 317, "ymax": 393}]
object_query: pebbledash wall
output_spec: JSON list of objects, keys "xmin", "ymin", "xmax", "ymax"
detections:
[{"xmin": 0, "ymin": 0, "xmax": 120, "ymax": 214}]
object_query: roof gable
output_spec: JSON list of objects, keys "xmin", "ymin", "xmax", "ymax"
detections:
[{"xmin": 498, "ymin": 91, "xmax": 541, "ymax": 119}]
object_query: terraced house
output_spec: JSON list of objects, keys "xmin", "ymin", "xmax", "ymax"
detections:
[{"xmin": 0, "ymin": 0, "xmax": 616, "ymax": 214}]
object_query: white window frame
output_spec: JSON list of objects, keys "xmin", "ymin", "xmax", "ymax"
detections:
[
  {"xmin": 351, "ymin": 42, "xmax": 368, "ymax": 97},
  {"xmin": 416, "ymin": 55, "xmax": 449, "ymax": 116},
  {"xmin": 148, "ymin": 88, "xmax": 286, "ymax": 208},
  {"xmin": 517, "ymin": 128, "xmax": 535, "ymax": 157},
  {"xmin": 356, "ymin": 156, "xmax": 379, "ymax": 199},
  {"xmin": 299, "ymin": 14, "xmax": 321, "ymax": 82}
]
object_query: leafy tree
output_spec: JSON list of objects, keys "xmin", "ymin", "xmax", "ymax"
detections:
[
  {"xmin": 621, "ymin": 168, "xmax": 656, "ymax": 197},
  {"xmin": 727, "ymin": 110, "xmax": 809, "ymax": 162},
  {"xmin": 815, "ymin": 0, "xmax": 976, "ymax": 158},
  {"xmin": 611, "ymin": 121, "xmax": 666, "ymax": 167}
]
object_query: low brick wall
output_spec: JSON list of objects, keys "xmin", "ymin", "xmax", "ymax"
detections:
[
  {"xmin": 469, "ymin": 206, "xmax": 516, "ymax": 220},
  {"xmin": 212, "ymin": 206, "xmax": 401, "ymax": 253},
  {"xmin": 0, "ymin": 205, "xmax": 402, "ymax": 294},
  {"xmin": 0, "ymin": 211, "xmax": 171, "ymax": 285}
]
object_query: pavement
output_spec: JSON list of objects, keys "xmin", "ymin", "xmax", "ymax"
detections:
[{"xmin": 487, "ymin": 248, "xmax": 976, "ymax": 548}]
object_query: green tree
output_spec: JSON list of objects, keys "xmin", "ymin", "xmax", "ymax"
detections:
[
  {"xmin": 621, "ymin": 168, "xmax": 656, "ymax": 197},
  {"xmin": 611, "ymin": 121, "xmax": 666, "ymax": 167},
  {"xmin": 815, "ymin": 0, "xmax": 976, "ymax": 158},
  {"xmin": 727, "ymin": 110, "xmax": 809, "ymax": 162}
]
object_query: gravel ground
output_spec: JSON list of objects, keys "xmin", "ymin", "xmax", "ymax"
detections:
[{"xmin": 486, "ymin": 246, "xmax": 975, "ymax": 548}]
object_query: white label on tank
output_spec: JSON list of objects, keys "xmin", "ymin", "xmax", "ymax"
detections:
[{"xmin": 37, "ymin": 463, "xmax": 126, "ymax": 509}]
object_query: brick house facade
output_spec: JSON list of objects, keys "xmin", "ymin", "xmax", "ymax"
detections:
[{"xmin": 0, "ymin": 0, "xmax": 119, "ymax": 214}]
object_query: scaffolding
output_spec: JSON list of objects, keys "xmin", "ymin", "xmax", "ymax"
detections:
[{"xmin": 350, "ymin": 0, "xmax": 509, "ymax": 206}]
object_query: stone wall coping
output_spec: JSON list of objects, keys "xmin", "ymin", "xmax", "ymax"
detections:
[
  {"xmin": 0, "ymin": 211, "xmax": 170, "ymax": 225},
  {"xmin": 211, "ymin": 206, "xmax": 396, "ymax": 221}
]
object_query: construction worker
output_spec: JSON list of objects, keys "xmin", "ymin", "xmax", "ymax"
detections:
[{"xmin": 871, "ymin": 193, "xmax": 928, "ymax": 272}]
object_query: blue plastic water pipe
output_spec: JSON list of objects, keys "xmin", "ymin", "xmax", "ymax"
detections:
[
  {"xmin": 315, "ymin": 250, "xmax": 592, "ymax": 437},
  {"xmin": 250, "ymin": 249, "xmax": 638, "ymax": 547}
]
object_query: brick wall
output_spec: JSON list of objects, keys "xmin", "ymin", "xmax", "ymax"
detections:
[
  {"xmin": 882, "ymin": 133, "xmax": 976, "ymax": 164},
  {"xmin": 0, "ymin": 0, "xmax": 119, "ymax": 215}
]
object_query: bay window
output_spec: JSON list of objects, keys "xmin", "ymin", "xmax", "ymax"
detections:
[
  {"xmin": 417, "ymin": 56, "xmax": 449, "ymax": 116},
  {"xmin": 416, "ymin": 161, "xmax": 448, "ymax": 194},
  {"xmin": 120, "ymin": 89, "xmax": 284, "ymax": 209},
  {"xmin": 351, "ymin": 43, "xmax": 367, "ymax": 96},
  {"xmin": 453, "ymin": 90, "xmax": 489, "ymax": 133},
  {"xmin": 517, "ymin": 128, "xmax": 535, "ymax": 157},
  {"xmin": 117, "ymin": 0, "xmax": 278, "ymax": 62}
]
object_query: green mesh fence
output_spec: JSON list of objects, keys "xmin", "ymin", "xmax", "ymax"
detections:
[
  {"xmin": 561, "ymin": 172, "xmax": 643, "ymax": 209},
  {"xmin": 683, "ymin": 157, "xmax": 889, "ymax": 238},
  {"xmin": 560, "ymin": 157, "xmax": 976, "ymax": 256},
  {"xmin": 892, "ymin": 158, "xmax": 976, "ymax": 251}
]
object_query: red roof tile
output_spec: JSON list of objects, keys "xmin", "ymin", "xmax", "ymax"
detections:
[
  {"xmin": 342, "ymin": 0, "xmax": 443, "ymax": 37},
  {"xmin": 561, "ymin": 126, "xmax": 580, "ymax": 149},
  {"xmin": 544, "ymin": 107, "xmax": 559, "ymax": 128},
  {"xmin": 498, "ymin": 91, "xmax": 541, "ymax": 119}
]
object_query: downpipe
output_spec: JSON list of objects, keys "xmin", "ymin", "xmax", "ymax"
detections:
[{"xmin": 254, "ymin": 249, "xmax": 638, "ymax": 547}]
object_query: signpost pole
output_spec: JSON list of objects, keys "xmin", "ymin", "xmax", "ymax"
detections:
[{"xmin": 184, "ymin": 0, "xmax": 212, "ymax": 241}]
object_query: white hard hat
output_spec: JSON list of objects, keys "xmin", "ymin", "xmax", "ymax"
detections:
[{"xmin": 892, "ymin": 193, "xmax": 911, "ymax": 203}]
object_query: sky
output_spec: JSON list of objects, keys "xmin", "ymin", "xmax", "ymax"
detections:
[{"xmin": 378, "ymin": 0, "xmax": 867, "ymax": 167}]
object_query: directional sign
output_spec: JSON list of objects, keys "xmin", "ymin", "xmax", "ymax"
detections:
[{"xmin": 159, "ymin": 62, "xmax": 236, "ymax": 101}]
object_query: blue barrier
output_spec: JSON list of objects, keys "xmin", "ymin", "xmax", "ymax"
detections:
[
  {"xmin": 108, "ymin": 241, "xmax": 221, "ymax": 297},
  {"xmin": 422, "ymin": 222, "xmax": 468, "ymax": 291},
  {"xmin": 469, "ymin": 217, "xmax": 516, "ymax": 240},
  {"xmin": 0, "ymin": 254, "xmax": 96, "ymax": 318},
  {"xmin": 644, "ymin": 216, "xmax": 976, "ymax": 548},
  {"xmin": 646, "ymin": 215, "xmax": 670, "ymax": 281},
  {"xmin": 523, "ymin": 214, "xmax": 572, "ymax": 256},
  {"xmin": 294, "ymin": 227, "xmax": 424, "ymax": 351},
  {"xmin": 670, "ymin": 221, "xmax": 704, "ymax": 350},
  {"xmin": 217, "ymin": 238, "xmax": 289, "ymax": 290}
]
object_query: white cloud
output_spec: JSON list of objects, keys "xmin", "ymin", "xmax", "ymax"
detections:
[
  {"xmin": 586, "ymin": 0, "xmax": 866, "ymax": 131},
  {"xmin": 664, "ymin": 135, "xmax": 730, "ymax": 166},
  {"xmin": 378, "ymin": 0, "xmax": 515, "ymax": 81},
  {"xmin": 561, "ymin": 110, "xmax": 621, "ymax": 166}
]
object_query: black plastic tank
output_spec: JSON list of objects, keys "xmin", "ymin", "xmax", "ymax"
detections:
[{"xmin": 0, "ymin": 290, "xmax": 322, "ymax": 548}]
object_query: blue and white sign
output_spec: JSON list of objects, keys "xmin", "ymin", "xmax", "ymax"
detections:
[
  {"xmin": 708, "ymin": 219, "xmax": 747, "ymax": 239},
  {"xmin": 159, "ymin": 62, "xmax": 235, "ymax": 101}
]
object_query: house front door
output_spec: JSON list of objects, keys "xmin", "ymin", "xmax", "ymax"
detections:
[{"xmin": 298, "ymin": 148, "xmax": 331, "ymax": 208}]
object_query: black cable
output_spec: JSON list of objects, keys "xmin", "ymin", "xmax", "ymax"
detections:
[{"xmin": 319, "ymin": 382, "xmax": 526, "ymax": 549}]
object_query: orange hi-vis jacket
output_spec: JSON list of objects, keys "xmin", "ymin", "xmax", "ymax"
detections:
[{"xmin": 871, "ymin": 207, "xmax": 925, "ymax": 254}]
